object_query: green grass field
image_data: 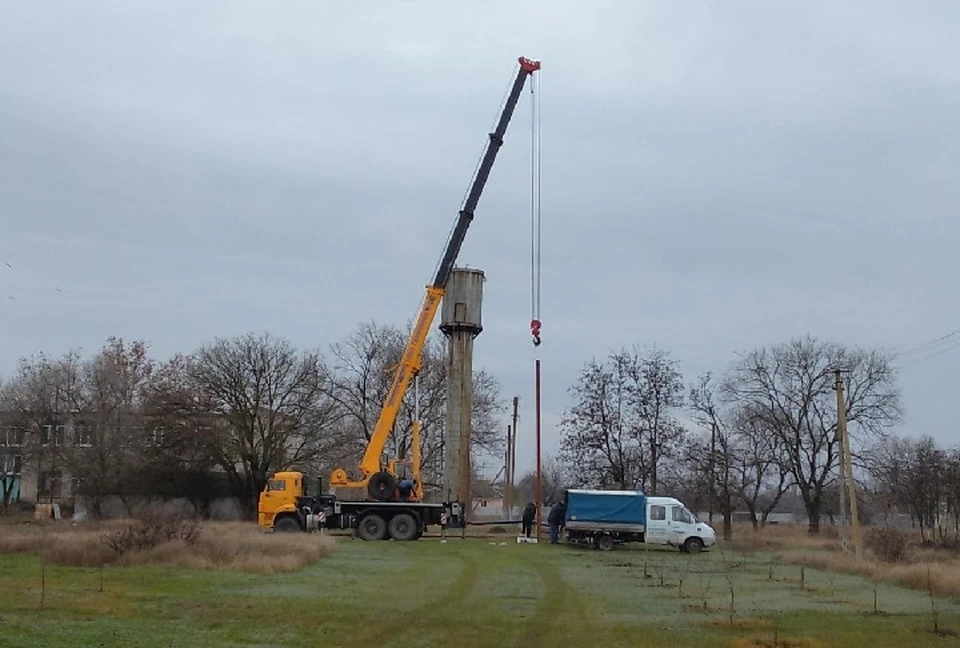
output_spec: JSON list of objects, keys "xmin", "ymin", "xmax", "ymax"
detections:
[{"xmin": 3, "ymin": 531, "xmax": 960, "ymax": 647}]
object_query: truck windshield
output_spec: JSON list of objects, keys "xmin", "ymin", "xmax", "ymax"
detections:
[{"xmin": 267, "ymin": 479, "xmax": 286, "ymax": 491}]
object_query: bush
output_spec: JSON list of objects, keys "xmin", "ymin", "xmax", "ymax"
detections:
[
  {"xmin": 0, "ymin": 518, "xmax": 335, "ymax": 572},
  {"xmin": 105, "ymin": 511, "xmax": 201, "ymax": 556},
  {"xmin": 866, "ymin": 527, "xmax": 908, "ymax": 563}
]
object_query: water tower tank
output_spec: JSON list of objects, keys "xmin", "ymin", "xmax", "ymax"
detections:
[{"xmin": 440, "ymin": 268, "xmax": 485, "ymax": 336}]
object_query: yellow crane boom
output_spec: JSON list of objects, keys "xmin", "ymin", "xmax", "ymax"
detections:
[{"xmin": 329, "ymin": 56, "xmax": 541, "ymax": 502}]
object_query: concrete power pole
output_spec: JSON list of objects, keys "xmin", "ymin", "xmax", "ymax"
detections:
[
  {"xmin": 440, "ymin": 267, "xmax": 484, "ymax": 521},
  {"xmin": 835, "ymin": 369, "xmax": 861, "ymax": 557}
]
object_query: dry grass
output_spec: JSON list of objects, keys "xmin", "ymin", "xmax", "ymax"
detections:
[
  {"xmin": 726, "ymin": 522, "xmax": 960, "ymax": 599},
  {"xmin": 0, "ymin": 518, "xmax": 335, "ymax": 573},
  {"xmin": 775, "ymin": 549, "xmax": 960, "ymax": 598},
  {"xmin": 727, "ymin": 638, "xmax": 824, "ymax": 648},
  {"xmin": 723, "ymin": 523, "xmax": 842, "ymax": 553}
]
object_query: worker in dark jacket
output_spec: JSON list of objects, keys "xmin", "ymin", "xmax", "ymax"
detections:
[
  {"xmin": 548, "ymin": 500, "xmax": 566, "ymax": 544},
  {"xmin": 521, "ymin": 502, "xmax": 536, "ymax": 538}
]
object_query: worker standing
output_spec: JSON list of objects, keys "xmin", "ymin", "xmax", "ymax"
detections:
[
  {"xmin": 521, "ymin": 502, "xmax": 536, "ymax": 538},
  {"xmin": 548, "ymin": 500, "xmax": 566, "ymax": 544}
]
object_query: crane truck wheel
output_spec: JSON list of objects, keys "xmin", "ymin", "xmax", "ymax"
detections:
[
  {"xmin": 357, "ymin": 513, "xmax": 388, "ymax": 541},
  {"xmin": 388, "ymin": 512, "xmax": 419, "ymax": 541},
  {"xmin": 367, "ymin": 472, "xmax": 397, "ymax": 501},
  {"xmin": 274, "ymin": 516, "xmax": 300, "ymax": 533}
]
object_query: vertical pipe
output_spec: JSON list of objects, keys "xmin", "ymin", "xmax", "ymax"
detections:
[{"xmin": 535, "ymin": 358, "xmax": 542, "ymax": 542}]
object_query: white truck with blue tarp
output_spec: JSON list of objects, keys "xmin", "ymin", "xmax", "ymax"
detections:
[{"xmin": 563, "ymin": 489, "xmax": 716, "ymax": 553}]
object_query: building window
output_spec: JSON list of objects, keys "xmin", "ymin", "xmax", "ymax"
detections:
[
  {"xmin": 9, "ymin": 428, "xmax": 25, "ymax": 447},
  {"xmin": 1, "ymin": 454, "xmax": 22, "ymax": 476},
  {"xmin": 41, "ymin": 424, "xmax": 64, "ymax": 446},
  {"xmin": 75, "ymin": 424, "xmax": 93, "ymax": 447}
]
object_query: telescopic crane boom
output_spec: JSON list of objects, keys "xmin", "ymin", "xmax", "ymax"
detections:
[{"xmin": 330, "ymin": 56, "xmax": 541, "ymax": 502}]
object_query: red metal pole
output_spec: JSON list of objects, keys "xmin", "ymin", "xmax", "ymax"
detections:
[{"xmin": 535, "ymin": 358, "xmax": 542, "ymax": 542}]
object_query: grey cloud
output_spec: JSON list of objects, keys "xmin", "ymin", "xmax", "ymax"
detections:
[{"xmin": 2, "ymin": 1, "xmax": 958, "ymax": 475}]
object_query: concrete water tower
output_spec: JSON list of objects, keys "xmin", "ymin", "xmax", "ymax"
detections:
[{"xmin": 439, "ymin": 267, "xmax": 485, "ymax": 511}]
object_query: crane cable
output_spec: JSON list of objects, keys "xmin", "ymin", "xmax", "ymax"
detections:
[{"xmin": 530, "ymin": 69, "xmax": 542, "ymax": 347}]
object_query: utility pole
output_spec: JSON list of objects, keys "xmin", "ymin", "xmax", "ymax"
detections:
[
  {"xmin": 835, "ymin": 369, "xmax": 849, "ymax": 552},
  {"xmin": 835, "ymin": 369, "xmax": 861, "ymax": 557},
  {"xmin": 708, "ymin": 420, "xmax": 717, "ymax": 526},
  {"xmin": 503, "ymin": 424, "xmax": 512, "ymax": 518},
  {"xmin": 511, "ymin": 396, "xmax": 519, "ymax": 517}
]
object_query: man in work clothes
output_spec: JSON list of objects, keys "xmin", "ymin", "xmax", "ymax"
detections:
[
  {"xmin": 521, "ymin": 502, "xmax": 536, "ymax": 538},
  {"xmin": 548, "ymin": 500, "xmax": 566, "ymax": 544}
]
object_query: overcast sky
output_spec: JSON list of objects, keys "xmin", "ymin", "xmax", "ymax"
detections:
[{"xmin": 2, "ymin": 2, "xmax": 958, "ymax": 478}]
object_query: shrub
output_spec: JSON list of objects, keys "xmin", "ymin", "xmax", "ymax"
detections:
[
  {"xmin": 0, "ymin": 518, "xmax": 335, "ymax": 573},
  {"xmin": 866, "ymin": 527, "xmax": 908, "ymax": 563},
  {"xmin": 105, "ymin": 511, "xmax": 201, "ymax": 556}
]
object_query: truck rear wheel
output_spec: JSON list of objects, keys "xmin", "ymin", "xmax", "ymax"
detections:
[
  {"xmin": 357, "ymin": 513, "xmax": 388, "ymax": 541},
  {"xmin": 597, "ymin": 534, "xmax": 615, "ymax": 551},
  {"xmin": 388, "ymin": 513, "xmax": 418, "ymax": 541}
]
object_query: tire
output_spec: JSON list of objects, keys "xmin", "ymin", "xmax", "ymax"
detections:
[
  {"xmin": 357, "ymin": 513, "xmax": 388, "ymax": 541},
  {"xmin": 684, "ymin": 537, "xmax": 704, "ymax": 554},
  {"xmin": 388, "ymin": 512, "xmax": 419, "ymax": 541},
  {"xmin": 274, "ymin": 516, "xmax": 300, "ymax": 533},
  {"xmin": 597, "ymin": 534, "xmax": 615, "ymax": 551},
  {"xmin": 367, "ymin": 472, "xmax": 397, "ymax": 501}
]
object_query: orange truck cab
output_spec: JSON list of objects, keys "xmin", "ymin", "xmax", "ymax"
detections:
[{"xmin": 258, "ymin": 471, "xmax": 333, "ymax": 533}]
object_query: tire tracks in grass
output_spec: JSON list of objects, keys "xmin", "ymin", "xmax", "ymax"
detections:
[
  {"xmin": 523, "ymin": 554, "xmax": 590, "ymax": 647},
  {"xmin": 348, "ymin": 546, "xmax": 479, "ymax": 647}
]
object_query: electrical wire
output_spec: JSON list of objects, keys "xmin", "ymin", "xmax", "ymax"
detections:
[
  {"xmin": 895, "ymin": 340, "xmax": 960, "ymax": 370},
  {"xmin": 891, "ymin": 326, "xmax": 960, "ymax": 370},
  {"xmin": 893, "ymin": 327, "xmax": 960, "ymax": 360}
]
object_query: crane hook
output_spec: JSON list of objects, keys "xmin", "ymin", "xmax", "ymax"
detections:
[{"xmin": 531, "ymin": 318, "xmax": 542, "ymax": 346}]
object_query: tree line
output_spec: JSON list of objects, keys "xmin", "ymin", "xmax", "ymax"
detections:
[
  {"xmin": 0, "ymin": 323, "xmax": 504, "ymax": 518},
  {"xmin": 552, "ymin": 335, "xmax": 908, "ymax": 538},
  {"xmin": 3, "ymin": 327, "xmax": 947, "ymax": 539}
]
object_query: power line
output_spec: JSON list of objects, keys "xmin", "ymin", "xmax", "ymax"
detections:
[
  {"xmin": 895, "ymin": 340, "xmax": 960, "ymax": 370},
  {"xmin": 893, "ymin": 326, "xmax": 960, "ymax": 360}
]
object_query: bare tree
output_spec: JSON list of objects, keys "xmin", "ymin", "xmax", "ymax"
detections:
[
  {"xmin": 688, "ymin": 372, "xmax": 737, "ymax": 540},
  {"xmin": 187, "ymin": 332, "xmax": 337, "ymax": 517},
  {"xmin": 560, "ymin": 347, "xmax": 686, "ymax": 493},
  {"xmin": 721, "ymin": 335, "xmax": 901, "ymax": 533},
  {"xmin": 731, "ymin": 407, "xmax": 792, "ymax": 528},
  {"xmin": 515, "ymin": 454, "xmax": 573, "ymax": 506},
  {"xmin": 1, "ymin": 338, "xmax": 156, "ymax": 517},
  {"xmin": 628, "ymin": 347, "xmax": 686, "ymax": 495},
  {"xmin": 559, "ymin": 355, "xmax": 640, "ymax": 489},
  {"xmin": 322, "ymin": 320, "xmax": 505, "ymax": 494}
]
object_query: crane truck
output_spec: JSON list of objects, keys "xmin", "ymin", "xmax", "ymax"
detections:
[{"xmin": 257, "ymin": 55, "xmax": 541, "ymax": 540}]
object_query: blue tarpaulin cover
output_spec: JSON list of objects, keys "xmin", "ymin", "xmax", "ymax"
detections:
[{"xmin": 565, "ymin": 489, "xmax": 646, "ymax": 525}]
